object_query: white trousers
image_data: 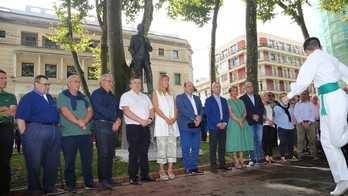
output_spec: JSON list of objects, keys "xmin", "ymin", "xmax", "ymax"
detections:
[{"xmin": 320, "ymin": 89, "xmax": 348, "ymax": 182}]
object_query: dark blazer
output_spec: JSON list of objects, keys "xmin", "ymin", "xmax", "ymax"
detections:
[
  {"xmin": 176, "ymin": 93, "xmax": 204, "ymax": 132},
  {"xmin": 128, "ymin": 33, "xmax": 153, "ymax": 61},
  {"xmin": 204, "ymin": 95, "xmax": 229, "ymax": 131},
  {"xmin": 240, "ymin": 93, "xmax": 264, "ymax": 125}
]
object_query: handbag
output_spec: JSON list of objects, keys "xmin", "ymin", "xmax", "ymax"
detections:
[{"xmin": 187, "ymin": 122, "xmax": 201, "ymax": 128}]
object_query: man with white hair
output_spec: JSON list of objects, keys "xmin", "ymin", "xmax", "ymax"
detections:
[{"xmin": 57, "ymin": 75, "xmax": 97, "ymax": 192}]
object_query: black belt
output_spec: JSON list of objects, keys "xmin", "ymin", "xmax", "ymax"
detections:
[
  {"xmin": 26, "ymin": 121, "xmax": 59, "ymax": 126},
  {"xmin": 96, "ymin": 119, "xmax": 114, "ymax": 124},
  {"xmin": 315, "ymin": 120, "xmax": 320, "ymax": 122}
]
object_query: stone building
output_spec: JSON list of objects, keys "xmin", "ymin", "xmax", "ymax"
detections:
[{"xmin": 0, "ymin": 5, "xmax": 193, "ymax": 99}]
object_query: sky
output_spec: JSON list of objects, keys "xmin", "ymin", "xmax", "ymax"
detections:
[{"xmin": 1, "ymin": 0, "xmax": 318, "ymax": 81}]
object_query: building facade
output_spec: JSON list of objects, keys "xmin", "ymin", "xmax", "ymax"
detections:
[
  {"xmin": 0, "ymin": 5, "xmax": 193, "ymax": 99},
  {"xmin": 313, "ymin": 0, "xmax": 348, "ymax": 66},
  {"xmin": 195, "ymin": 33, "xmax": 310, "ymax": 101}
]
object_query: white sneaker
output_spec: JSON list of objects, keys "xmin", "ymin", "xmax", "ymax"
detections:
[
  {"xmin": 280, "ymin": 157, "xmax": 286, "ymax": 162},
  {"xmin": 331, "ymin": 180, "xmax": 348, "ymax": 195},
  {"xmin": 290, "ymin": 156, "xmax": 298, "ymax": 162},
  {"xmin": 248, "ymin": 161, "xmax": 255, "ymax": 166}
]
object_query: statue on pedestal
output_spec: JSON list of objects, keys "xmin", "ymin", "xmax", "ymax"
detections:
[{"xmin": 128, "ymin": 23, "xmax": 153, "ymax": 93}]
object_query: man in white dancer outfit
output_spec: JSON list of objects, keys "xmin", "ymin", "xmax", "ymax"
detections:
[{"xmin": 282, "ymin": 37, "xmax": 348, "ymax": 196}]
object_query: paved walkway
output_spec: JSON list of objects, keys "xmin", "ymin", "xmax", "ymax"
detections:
[{"xmin": 43, "ymin": 158, "xmax": 337, "ymax": 196}]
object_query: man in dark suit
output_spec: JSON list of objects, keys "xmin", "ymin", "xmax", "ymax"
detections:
[
  {"xmin": 240, "ymin": 82, "xmax": 265, "ymax": 165},
  {"xmin": 205, "ymin": 82, "xmax": 231, "ymax": 173},
  {"xmin": 176, "ymin": 81, "xmax": 204, "ymax": 175}
]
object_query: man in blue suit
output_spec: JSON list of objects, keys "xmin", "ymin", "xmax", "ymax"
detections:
[
  {"xmin": 240, "ymin": 82, "xmax": 265, "ymax": 165},
  {"xmin": 176, "ymin": 81, "xmax": 204, "ymax": 175},
  {"xmin": 205, "ymin": 82, "xmax": 231, "ymax": 173}
]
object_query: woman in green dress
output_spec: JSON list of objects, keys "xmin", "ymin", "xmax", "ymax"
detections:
[{"xmin": 226, "ymin": 86, "xmax": 254, "ymax": 168}]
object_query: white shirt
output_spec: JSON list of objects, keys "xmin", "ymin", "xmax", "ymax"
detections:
[
  {"xmin": 154, "ymin": 90, "xmax": 179, "ymax": 137},
  {"xmin": 185, "ymin": 93, "xmax": 197, "ymax": 115},
  {"xmin": 294, "ymin": 100, "xmax": 315, "ymax": 123},
  {"xmin": 119, "ymin": 89, "xmax": 153, "ymax": 125},
  {"xmin": 247, "ymin": 93, "xmax": 255, "ymax": 105},
  {"xmin": 288, "ymin": 49, "xmax": 348, "ymax": 99},
  {"xmin": 263, "ymin": 104, "xmax": 274, "ymax": 127}
]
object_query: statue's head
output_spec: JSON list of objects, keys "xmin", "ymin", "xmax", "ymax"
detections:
[{"xmin": 137, "ymin": 23, "xmax": 145, "ymax": 34}]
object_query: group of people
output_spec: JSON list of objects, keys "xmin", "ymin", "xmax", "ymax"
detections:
[{"xmin": 1, "ymin": 36, "xmax": 348, "ymax": 196}]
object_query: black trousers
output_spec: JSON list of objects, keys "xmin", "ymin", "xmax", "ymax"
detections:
[
  {"xmin": 262, "ymin": 125, "xmax": 275, "ymax": 156},
  {"xmin": 209, "ymin": 128, "xmax": 226, "ymax": 169},
  {"xmin": 0, "ymin": 123, "xmax": 14, "ymax": 194},
  {"xmin": 126, "ymin": 125, "xmax": 150, "ymax": 180}
]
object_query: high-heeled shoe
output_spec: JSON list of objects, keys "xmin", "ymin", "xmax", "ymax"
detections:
[
  {"xmin": 168, "ymin": 169, "xmax": 175, "ymax": 180},
  {"xmin": 159, "ymin": 170, "xmax": 169, "ymax": 181}
]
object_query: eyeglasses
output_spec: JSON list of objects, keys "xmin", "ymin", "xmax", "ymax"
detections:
[
  {"xmin": 104, "ymin": 79, "xmax": 114, "ymax": 84},
  {"xmin": 37, "ymin": 82, "xmax": 51, "ymax": 87},
  {"xmin": 70, "ymin": 80, "xmax": 81, "ymax": 84}
]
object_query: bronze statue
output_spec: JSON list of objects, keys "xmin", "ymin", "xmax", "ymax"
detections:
[{"xmin": 129, "ymin": 23, "xmax": 153, "ymax": 93}]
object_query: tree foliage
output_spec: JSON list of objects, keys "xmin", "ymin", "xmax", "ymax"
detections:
[
  {"xmin": 46, "ymin": 0, "xmax": 93, "ymax": 97},
  {"xmin": 165, "ymin": 0, "xmax": 217, "ymax": 27},
  {"xmin": 320, "ymin": 0, "xmax": 348, "ymax": 21},
  {"xmin": 165, "ymin": 0, "xmax": 222, "ymax": 89},
  {"xmin": 256, "ymin": 0, "xmax": 310, "ymax": 39}
]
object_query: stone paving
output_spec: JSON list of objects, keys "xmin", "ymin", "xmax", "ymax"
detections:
[{"xmin": 26, "ymin": 158, "xmax": 337, "ymax": 196}]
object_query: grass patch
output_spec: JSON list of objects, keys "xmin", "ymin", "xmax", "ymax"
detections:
[{"xmin": 10, "ymin": 142, "xmax": 278, "ymax": 189}]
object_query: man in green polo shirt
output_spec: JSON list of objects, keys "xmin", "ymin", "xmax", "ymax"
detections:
[{"xmin": 0, "ymin": 69, "xmax": 17, "ymax": 194}]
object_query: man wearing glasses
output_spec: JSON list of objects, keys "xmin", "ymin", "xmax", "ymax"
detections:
[
  {"xmin": 16, "ymin": 75, "xmax": 63, "ymax": 195},
  {"xmin": 91, "ymin": 74, "xmax": 122, "ymax": 189},
  {"xmin": 57, "ymin": 75, "xmax": 97, "ymax": 192}
]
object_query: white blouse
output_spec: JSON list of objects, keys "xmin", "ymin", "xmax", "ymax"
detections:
[{"xmin": 154, "ymin": 90, "xmax": 179, "ymax": 137}]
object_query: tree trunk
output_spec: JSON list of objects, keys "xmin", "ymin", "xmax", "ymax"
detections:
[
  {"xmin": 142, "ymin": 0, "xmax": 154, "ymax": 36},
  {"xmin": 100, "ymin": 26, "xmax": 108, "ymax": 74},
  {"xmin": 246, "ymin": 0, "xmax": 259, "ymax": 93},
  {"xmin": 209, "ymin": 0, "xmax": 220, "ymax": 89},
  {"xmin": 96, "ymin": 0, "xmax": 108, "ymax": 74},
  {"xmin": 107, "ymin": 0, "xmax": 130, "ymax": 99},
  {"xmin": 67, "ymin": 0, "xmax": 90, "ymax": 97},
  {"xmin": 71, "ymin": 50, "xmax": 90, "ymax": 97},
  {"xmin": 295, "ymin": 1, "xmax": 309, "ymax": 39},
  {"xmin": 277, "ymin": 0, "xmax": 310, "ymax": 40}
]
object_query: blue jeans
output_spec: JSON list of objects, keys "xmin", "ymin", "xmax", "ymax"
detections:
[
  {"xmin": 179, "ymin": 130, "xmax": 201, "ymax": 170},
  {"xmin": 93, "ymin": 120, "xmax": 117, "ymax": 183},
  {"xmin": 61, "ymin": 134, "xmax": 93, "ymax": 188},
  {"xmin": 278, "ymin": 127, "xmax": 295, "ymax": 158},
  {"xmin": 249, "ymin": 124, "xmax": 263, "ymax": 161},
  {"xmin": 20, "ymin": 123, "xmax": 61, "ymax": 195}
]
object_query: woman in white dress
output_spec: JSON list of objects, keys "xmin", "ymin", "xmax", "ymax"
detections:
[{"xmin": 152, "ymin": 75, "xmax": 180, "ymax": 181}]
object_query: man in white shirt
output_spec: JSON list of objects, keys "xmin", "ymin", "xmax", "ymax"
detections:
[
  {"xmin": 294, "ymin": 90, "xmax": 318, "ymax": 160},
  {"xmin": 120, "ymin": 77, "xmax": 155, "ymax": 185},
  {"xmin": 282, "ymin": 37, "xmax": 348, "ymax": 196}
]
